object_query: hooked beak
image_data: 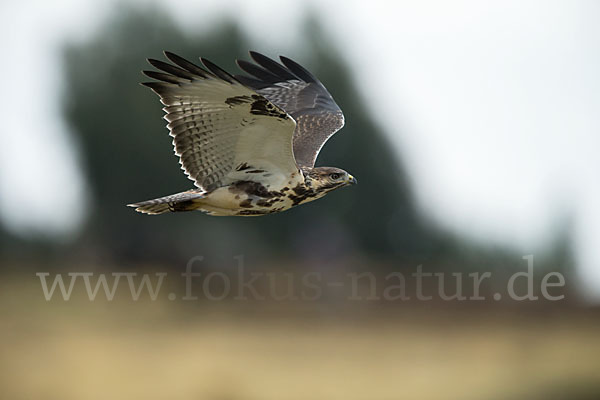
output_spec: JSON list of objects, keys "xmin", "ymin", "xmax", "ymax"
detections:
[{"xmin": 348, "ymin": 174, "xmax": 358, "ymax": 185}]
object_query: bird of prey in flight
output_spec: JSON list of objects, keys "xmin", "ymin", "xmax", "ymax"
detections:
[{"xmin": 128, "ymin": 51, "xmax": 356, "ymax": 216}]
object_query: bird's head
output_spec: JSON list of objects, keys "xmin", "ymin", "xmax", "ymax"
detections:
[{"xmin": 304, "ymin": 167, "xmax": 357, "ymax": 193}]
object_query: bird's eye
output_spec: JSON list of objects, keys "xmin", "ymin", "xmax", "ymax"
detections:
[{"xmin": 329, "ymin": 173, "xmax": 340, "ymax": 180}]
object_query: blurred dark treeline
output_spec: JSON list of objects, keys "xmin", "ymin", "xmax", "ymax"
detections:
[{"xmin": 0, "ymin": 5, "xmax": 575, "ymax": 275}]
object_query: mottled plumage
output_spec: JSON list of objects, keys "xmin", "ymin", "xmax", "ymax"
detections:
[{"xmin": 128, "ymin": 51, "xmax": 355, "ymax": 216}]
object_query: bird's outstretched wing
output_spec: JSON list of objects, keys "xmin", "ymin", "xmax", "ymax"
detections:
[
  {"xmin": 235, "ymin": 52, "xmax": 345, "ymax": 168},
  {"xmin": 142, "ymin": 52, "xmax": 298, "ymax": 191}
]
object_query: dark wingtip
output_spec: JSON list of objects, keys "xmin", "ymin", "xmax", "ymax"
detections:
[
  {"xmin": 142, "ymin": 70, "xmax": 182, "ymax": 84},
  {"xmin": 200, "ymin": 57, "xmax": 235, "ymax": 83},
  {"xmin": 236, "ymin": 59, "xmax": 280, "ymax": 84},
  {"xmin": 147, "ymin": 57, "xmax": 196, "ymax": 80},
  {"xmin": 141, "ymin": 70, "xmax": 156, "ymax": 78},
  {"xmin": 147, "ymin": 58, "xmax": 161, "ymax": 67},
  {"xmin": 248, "ymin": 51, "xmax": 297, "ymax": 81},
  {"xmin": 279, "ymin": 55, "xmax": 317, "ymax": 83},
  {"xmin": 248, "ymin": 50, "xmax": 264, "ymax": 60},
  {"xmin": 164, "ymin": 51, "xmax": 210, "ymax": 78},
  {"xmin": 248, "ymin": 51, "xmax": 276, "ymax": 66}
]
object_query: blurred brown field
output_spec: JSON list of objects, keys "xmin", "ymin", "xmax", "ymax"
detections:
[{"xmin": 2, "ymin": 275, "xmax": 600, "ymax": 400}]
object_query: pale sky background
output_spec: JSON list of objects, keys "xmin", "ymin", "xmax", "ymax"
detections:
[{"xmin": 1, "ymin": 0, "xmax": 599, "ymax": 298}]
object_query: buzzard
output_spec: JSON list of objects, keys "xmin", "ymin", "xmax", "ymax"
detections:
[{"xmin": 128, "ymin": 51, "xmax": 356, "ymax": 216}]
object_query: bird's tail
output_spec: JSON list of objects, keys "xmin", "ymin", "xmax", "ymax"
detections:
[{"xmin": 127, "ymin": 189, "xmax": 205, "ymax": 215}]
